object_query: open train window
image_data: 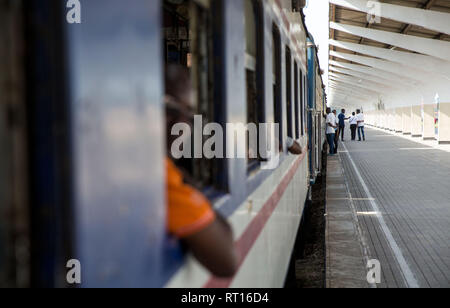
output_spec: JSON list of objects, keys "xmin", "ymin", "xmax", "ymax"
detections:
[
  {"xmin": 245, "ymin": 0, "xmax": 264, "ymax": 169},
  {"xmin": 163, "ymin": 0, "xmax": 218, "ymax": 190},
  {"xmin": 272, "ymin": 25, "xmax": 283, "ymax": 148},
  {"xmin": 285, "ymin": 47, "xmax": 293, "ymax": 138},
  {"xmin": 294, "ymin": 62, "xmax": 300, "ymax": 140}
]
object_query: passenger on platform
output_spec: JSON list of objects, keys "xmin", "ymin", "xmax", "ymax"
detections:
[
  {"xmin": 338, "ymin": 109, "xmax": 348, "ymax": 142},
  {"xmin": 356, "ymin": 109, "xmax": 366, "ymax": 142},
  {"xmin": 349, "ymin": 112, "xmax": 358, "ymax": 141},
  {"xmin": 333, "ymin": 110, "xmax": 339, "ymax": 154},
  {"xmin": 165, "ymin": 65, "xmax": 238, "ymax": 278},
  {"xmin": 326, "ymin": 108, "xmax": 337, "ymax": 155}
]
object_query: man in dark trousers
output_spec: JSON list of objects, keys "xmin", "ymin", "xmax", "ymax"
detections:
[
  {"xmin": 338, "ymin": 109, "xmax": 348, "ymax": 142},
  {"xmin": 326, "ymin": 108, "xmax": 337, "ymax": 155},
  {"xmin": 349, "ymin": 112, "xmax": 358, "ymax": 141}
]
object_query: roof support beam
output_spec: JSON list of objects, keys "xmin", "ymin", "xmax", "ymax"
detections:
[
  {"xmin": 329, "ymin": 75, "xmax": 386, "ymax": 95},
  {"xmin": 329, "ymin": 99, "xmax": 369, "ymax": 109},
  {"xmin": 329, "ymin": 39, "xmax": 450, "ymax": 80},
  {"xmin": 329, "ymin": 81, "xmax": 381, "ymax": 97},
  {"xmin": 330, "ymin": 50, "xmax": 426, "ymax": 83},
  {"xmin": 329, "ymin": 93, "xmax": 370, "ymax": 106},
  {"xmin": 392, "ymin": 0, "xmax": 440, "ymax": 47},
  {"xmin": 330, "ymin": 22, "xmax": 450, "ymax": 62},
  {"xmin": 329, "ymin": 60, "xmax": 418, "ymax": 87},
  {"xmin": 329, "ymin": 0, "xmax": 450, "ymax": 35},
  {"xmin": 329, "ymin": 88, "xmax": 374, "ymax": 100},
  {"xmin": 329, "ymin": 91, "xmax": 373, "ymax": 103},
  {"xmin": 330, "ymin": 89, "xmax": 370, "ymax": 100},
  {"xmin": 329, "ymin": 72, "xmax": 392, "ymax": 92},
  {"xmin": 329, "ymin": 65, "xmax": 400, "ymax": 88},
  {"xmin": 329, "ymin": 83, "xmax": 376, "ymax": 98}
]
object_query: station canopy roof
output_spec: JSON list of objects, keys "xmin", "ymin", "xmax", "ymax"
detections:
[
  {"xmin": 328, "ymin": 0, "xmax": 450, "ymax": 109},
  {"xmin": 330, "ymin": 0, "xmax": 450, "ymax": 61}
]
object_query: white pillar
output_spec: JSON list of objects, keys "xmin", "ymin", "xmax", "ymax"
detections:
[
  {"xmin": 423, "ymin": 104, "xmax": 435, "ymax": 140},
  {"xmin": 386, "ymin": 109, "xmax": 392, "ymax": 131},
  {"xmin": 382, "ymin": 111, "xmax": 387, "ymax": 129},
  {"xmin": 438, "ymin": 103, "xmax": 450, "ymax": 145},
  {"xmin": 378, "ymin": 110, "xmax": 383, "ymax": 128},
  {"xmin": 395, "ymin": 108, "xmax": 403, "ymax": 133},
  {"xmin": 411, "ymin": 105, "xmax": 422, "ymax": 138},
  {"xmin": 402, "ymin": 107, "xmax": 412, "ymax": 135},
  {"xmin": 385, "ymin": 110, "xmax": 390, "ymax": 130}
]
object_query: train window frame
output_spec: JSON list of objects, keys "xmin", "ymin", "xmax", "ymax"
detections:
[
  {"xmin": 163, "ymin": 0, "xmax": 223, "ymax": 192},
  {"xmin": 301, "ymin": 72, "xmax": 305, "ymax": 136},
  {"xmin": 245, "ymin": 0, "xmax": 265, "ymax": 171},
  {"xmin": 272, "ymin": 24, "xmax": 283, "ymax": 148},
  {"xmin": 294, "ymin": 62, "xmax": 300, "ymax": 140},
  {"xmin": 285, "ymin": 46, "xmax": 293, "ymax": 139}
]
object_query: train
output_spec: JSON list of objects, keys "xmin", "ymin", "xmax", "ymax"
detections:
[{"xmin": 0, "ymin": 0, "xmax": 327, "ymax": 288}]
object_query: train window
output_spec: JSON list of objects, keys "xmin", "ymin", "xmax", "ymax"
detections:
[
  {"xmin": 272, "ymin": 25, "xmax": 283, "ymax": 147},
  {"xmin": 285, "ymin": 47, "xmax": 293, "ymax": 138},
  {"xmin": 245, "ymin": 0, "xmax": 264, "ymax": 168},
  {"xmin": 163, "ymin": 0, "xmax": 217, "ymax": 189},
  {"xmin": 294, "ymin": 62, "xmax": 300, "ymax": 139},
  {"xmin": 301, "ymin": 72, "xmax": 305, "ymax": 136}
]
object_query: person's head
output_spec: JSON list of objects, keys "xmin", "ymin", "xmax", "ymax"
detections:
[
  {"xmin": 356, "ymin": 109, "xmax": 361, "ymax": 114},
  {"xmin": 341, "ymin": 109, "xmax": 345, "ymax": 114},
  {"xmin": 326, "ymin": 107, "xmax": 331, "ymax": 114},
  {"xmin": 352, "ymin": 112, "xmax": 356, "ymax": 116},
  {"xmin": 165, "ymin": 64, "xmax": 195, "ymax": 151},
  {"xmin": 332, "ymin": 110, "xmax": 337, "ymax": 115}
]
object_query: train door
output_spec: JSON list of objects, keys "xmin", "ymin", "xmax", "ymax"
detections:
[
  {"xmin": 64, "ymin": 0, "xmax": 168, "ymax": 287},
  {"xmin": 317, "ymin": 114, "xmax": 323, "ymax": 173},
  {"xmin": 315, "ymin": 114, "xmax": 320, "ymax": 174},
  {"xmin": 311, "ymin": 114, "xmax": 317, "ymax": 176}
]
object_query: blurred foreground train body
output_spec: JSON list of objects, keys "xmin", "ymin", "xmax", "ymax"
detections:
[{"xmin": 0, "ymin": 0, "xmax": 326, "ymax": 288}]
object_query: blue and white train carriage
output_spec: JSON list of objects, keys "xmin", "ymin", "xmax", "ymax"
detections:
[{"xmin": 0, "ymin": 0, "xmax": 326, "ymax": 288}]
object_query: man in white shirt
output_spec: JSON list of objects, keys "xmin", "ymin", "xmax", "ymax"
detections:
[
  {"xmin": 349, "ymin": 112, "xmax": 358, "ymax": 141},
  {"xmin": 326, "ymin": 108, "xmax": 337, "ymax": 155},
  {"xmin": 356, "ymin": 109, "xmax": 365, "ymax": 141},
  {"xmin": 332, "ymin": 110, "xmax": 340, "ymax": 154}
]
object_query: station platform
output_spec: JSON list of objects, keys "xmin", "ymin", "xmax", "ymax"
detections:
[{"xmin": 326, "ymin": 127, "xmax": 450, "ymax": 288}]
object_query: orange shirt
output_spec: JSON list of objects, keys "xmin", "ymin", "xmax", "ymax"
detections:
[{"xmin": 166, "ymin": 159, "xmax": 216, "ymax": 238}]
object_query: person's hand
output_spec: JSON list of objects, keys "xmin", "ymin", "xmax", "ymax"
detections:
[{"xmin": 288, "ymin": 141, "xmax": 303, "ymax": 155}]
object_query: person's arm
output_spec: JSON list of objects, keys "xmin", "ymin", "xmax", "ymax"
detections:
[
  {"xmin": 167, "ymin": 160, "xmax": 239, "ymax": 278},
  {"xmin": 183, "ymin": 215, "xmax": 238, "ymax": 278},
  {"xmin": 327, "ymin": 117, "xmax": 334, "ymax": 128}
]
